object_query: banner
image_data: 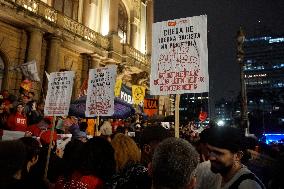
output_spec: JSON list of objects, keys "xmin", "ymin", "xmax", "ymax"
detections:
[
  {"xmin": 19, "ymin": 60, "xmax": 40, "ymax": 82},
  {"xmin": 144, "ymin": 98, "xmax": 158, "ymax": 117},
  {"xmin": 150, "ymin": 15, "xmax": 209, "ymax": 95},
  {"xmin": 44, "ymin": 71, "xmax": 75, "ymax": 116},
  {"xmin": 85, "ymin": 65, "xmax": 117, "ymax": 117},
  {"xmin": 132, "ymin": 85, "xmax": 146, "ymax": 105},
  {"xmin": 114, "ymin": 79, "xmax": 123, "ymax": 97}
]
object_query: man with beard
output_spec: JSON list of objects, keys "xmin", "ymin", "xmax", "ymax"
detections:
[{"xmin": 194, "ymin": 126, "xmax": 265, "ymax": 189}]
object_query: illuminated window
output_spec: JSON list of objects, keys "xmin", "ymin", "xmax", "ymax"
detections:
[
  {"xmin": 53, "ymin": 0, "xmax": 79, "ymax": 20},
  {"xmin": 118, "ymin": 2, "xmax": 128, "ymax": 43}
]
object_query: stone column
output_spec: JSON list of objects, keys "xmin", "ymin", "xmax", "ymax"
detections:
[
  {"xmin": 146, "ymin": 0, "xmax": 153, "ymax": 55},
  {"xmin": 82, "ymin": 0, "xmax": 91, "ymax": 27},
  {"xmin": 47, "ymin": 36, "xmax": 62, "ymax": 73},
  {"xmin": 109, "ymin": 0, "xmax": 119, "ymax": 35},
  {"xmin": 90, "ymin": 57, "xmax": 100, "ymax": 69},
  {"xmin": 130, "ymin": 20, "xmax": 138, "ymax": 49},
  {"xmin": 27, "ymin": 28, "xmax": 43, "ymax": 99}
]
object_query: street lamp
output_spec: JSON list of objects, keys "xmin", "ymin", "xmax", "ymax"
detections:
[{"xmin": 236, "ymin": 27, "xmax": 249, "ymax": 134}]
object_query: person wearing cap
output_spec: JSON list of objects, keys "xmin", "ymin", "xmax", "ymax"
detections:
[{"xmin": 195, "ymin": 126, "xmax": 265, "ymax": 189}]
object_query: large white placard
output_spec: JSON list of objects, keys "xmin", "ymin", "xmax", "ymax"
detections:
[
  {"xmin": 150, "ymin": 15, "xmax": 209, "ymax": 95},
  {"xmin": 44, "ymin": 71, "xmax": 75, "ymax": 116},
  {"xmin": 85, "ymin": 65, "xmax": 117, "ymax": 117}
]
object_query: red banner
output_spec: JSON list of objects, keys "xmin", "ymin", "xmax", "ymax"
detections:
[{"xmin": 144, "ymin": 99, "xmax": 158, "ymax": 117}]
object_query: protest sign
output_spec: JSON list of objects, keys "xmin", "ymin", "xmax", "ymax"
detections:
[
  {"xmin": 150, "ymin": 15, "xmax": 209, "ymax": 95},
  {"xmin": 144, "ymin": 98, "xmax": 158, "ymax": 116},
  {"xmin": 85, "ymin": 65, "xmax": 117, "ymax": 117},
  {"xmin": 132, "ymin": 85, "xmax": 145, "ymax": 105},
  {"xmin": 44, "ymin": 71, "xmax": 75, "ymax": 116}
]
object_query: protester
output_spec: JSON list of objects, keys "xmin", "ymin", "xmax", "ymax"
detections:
[
  {"xmin": 0, "ymin": 99, "xmax": 8, "ymax": 130},
  {"xmin": 56, "ymin": 137, "xmax": 116, "ymax": 189},
  {"xmin": 31, "ymin": 130, "xmax": 62, "ymax": 184},
  {"xmin": 100, "ymin": 118, "xmax": 113, "ymax": 136},
  {"xmin": 151, "ymin": 137, "xmax": 199, "ymax": 189},
  {"xmin": 111, "ymin": 133, "xmax": 151, "ymax": 189},
  {"xmin": 195, "ymin": 126, "xmax": 265, "ymax": 189},
  {"xmin": 0, "ymin": 140, "xmax": 27, "ymax": 189},
  {"xmin": 6, "ymin": 102, "xmax": 28, "ymax": 131},
  {"xmin": 139, "ymin": 124, "xmax": 170, "ymax": 166},
  {"xmin": 19, "ymin": 137, "xmax": 48, "ymax": 189}
]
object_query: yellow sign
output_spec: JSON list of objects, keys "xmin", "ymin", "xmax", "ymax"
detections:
[
  {"xmin": 114, "ymin": 79, "xmax": 122, "ymax": 97},
  {"xmin": 132, "ymin": 85, "xmax": 145, "ymax": 105}
]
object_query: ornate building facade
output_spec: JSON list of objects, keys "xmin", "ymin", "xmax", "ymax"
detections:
[
  {"xmin": 0, "ymin": 0, "xmax": 174, "ymax": 116},
  {"xmin": 0, "ymin": 0, "xmax": 152, "ymax": 96}
]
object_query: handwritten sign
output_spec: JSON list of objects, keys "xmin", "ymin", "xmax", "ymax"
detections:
[
  {"xmin": 150, "ymin": 15, "xmax": 209, "ymax": 95},
  {"xmin": 85, "ymin": 65, "xmax": 117, "ymax": 117},
  {"xmin": 44, "ymin": 71, "xmax": 75, "ymax": 116}
]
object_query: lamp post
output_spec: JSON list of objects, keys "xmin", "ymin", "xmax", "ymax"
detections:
[{"xmin": 236, "ymin": 28, "xmax": 249, "ymax": 134}]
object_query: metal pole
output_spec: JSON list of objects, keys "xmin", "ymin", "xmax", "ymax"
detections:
[{"xmin": 237, "ymin": 28, "xmax": 249, "ymax": 134}]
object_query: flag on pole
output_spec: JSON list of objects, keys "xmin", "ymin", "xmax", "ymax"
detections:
[
  {"xmin": 132, "ymin": 85, "xmax": 145, "ymax": 105},
  {"xmin": 114, "ymin": 79, "xmax": 123, "ymax": 97},
  {"xmin": 19, "ymin": 60, "xmax": 40, "ymax": 82}
]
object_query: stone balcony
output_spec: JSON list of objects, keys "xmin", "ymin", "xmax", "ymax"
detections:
[{"xmin": 0, "ymin": 0, "xmax": 150, "ymax": 70}]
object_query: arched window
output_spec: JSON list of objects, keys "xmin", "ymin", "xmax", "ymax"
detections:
[
  {"xmin": 118, "ymin": 2, "xmax": 128, "ymax": 44},
  {"xmin": 53, "ymin": 0, "xmax": 79, "ymax": 20},
  {"xmin": 0, "ymin": 55, "xmax": 5, "ymax": 91}
]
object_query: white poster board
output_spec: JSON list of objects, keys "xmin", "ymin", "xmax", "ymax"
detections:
[
  {"xmin": 85, "ymin": 65, "xmax": 117, "ymax": 117},
  {"xmin": 150, "ymin": 15, "xmax": 209, "ymax": 95},
  {"xmin": 2, "ymin": 130, "xmax": 25, "ymax": 141},
  {"xmin": 44, "ymin": 71, "xmax": 75, "ymax": 116}
]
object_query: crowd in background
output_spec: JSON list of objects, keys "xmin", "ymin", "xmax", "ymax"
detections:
[{"xmin": 1, "ymin": 89, "xmax": 284, "ymax": 189}]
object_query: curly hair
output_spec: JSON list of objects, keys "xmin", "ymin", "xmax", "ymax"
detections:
[{"xmin": 111, "ymin": 133, "xmax": 141, "ymax": 172}]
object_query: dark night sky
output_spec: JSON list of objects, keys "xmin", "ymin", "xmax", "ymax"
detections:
[{"xmin": 154, "ymin": 0, "xmax": 284, "ymax": 105}]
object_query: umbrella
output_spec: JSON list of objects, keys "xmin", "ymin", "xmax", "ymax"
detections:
[{"xmin": 69, "ymin": 96, "xmax": 135, "ymax": 119}]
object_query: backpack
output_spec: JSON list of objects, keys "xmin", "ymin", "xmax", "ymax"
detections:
[{"xmin": 229, "ymin": 173, "xmax": 265, "ymax": 189}]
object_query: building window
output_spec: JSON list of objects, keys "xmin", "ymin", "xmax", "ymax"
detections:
[
  {"xmin": 0, "ymin": 55, "xmax": 5, "ymax": 91},
  {"xmin": 118, "ymin": 2, "xmax": 128, "ymax": 43},
  {"xmin": 53, "ymin": 0, "xmax": 79, "ymax": 20}
]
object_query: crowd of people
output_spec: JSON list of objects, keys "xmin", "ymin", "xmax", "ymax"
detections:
[{"xmin": 1, "ymin": 89, "xmax": 284, "ymax": 189}]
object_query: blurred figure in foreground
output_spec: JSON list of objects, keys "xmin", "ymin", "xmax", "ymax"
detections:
[{"xmin": 151, "ymin": 137, "xmax": 199, "ymax": 189}]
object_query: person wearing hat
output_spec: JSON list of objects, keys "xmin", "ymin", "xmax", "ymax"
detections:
[{"xmin": 194, "ymin": 126, "xmax": 265, "ymax": 189}]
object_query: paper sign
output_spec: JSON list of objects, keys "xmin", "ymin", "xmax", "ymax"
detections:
[
  {"xmin": 44, "ymin": 71, "xmax": 75, "ymax": 116},
  {"xmin": 150, "ymin": 15, "xmax": 209, "ymax": 95},
  {"xmin": 85, "ymin": 65, "xmax": 117, "ymax": 117}
]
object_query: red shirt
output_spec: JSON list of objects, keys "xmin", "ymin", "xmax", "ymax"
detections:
[
  {"xmin": 7, "ymin": 113, "xmax": 27, "ymax": 132},
  {"xmin": 55, "ymin": 171, "xmax": 103, "ymax": 189}
]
